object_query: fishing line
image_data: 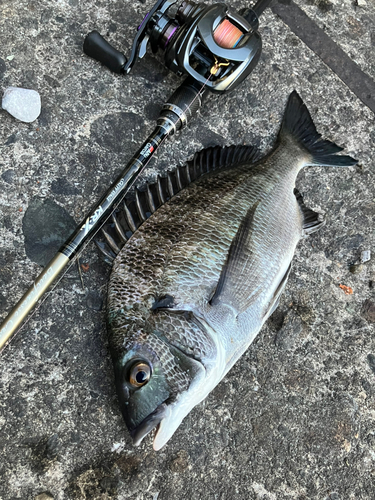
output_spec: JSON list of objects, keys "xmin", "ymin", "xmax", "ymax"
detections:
[
  {"xmin": 130, "ymin": 74, "xmax": 213, "ymax": 186},
  {"xmin": 0, "ymin": 74, "xmax": 213, "ymax": 353},
  {"xmin": 1, "ymin": 0, "xmax": 271, "ymax": 351},
  {"xmin": 213, "ymin": 19, "xmax": 245, "ymax": 49}
]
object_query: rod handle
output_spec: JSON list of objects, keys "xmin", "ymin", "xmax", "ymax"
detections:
[
  {"xmin": 83, "ymin": 31, "xmax": 128, "ymax": 74},
  {"xmin": 0, "ymin": 253, "xmax": 69, "ymax": 350}
]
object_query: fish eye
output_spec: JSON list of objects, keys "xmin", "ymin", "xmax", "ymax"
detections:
[{"xmin": 128, "ymin": 361, "xmax": 152, "ymax": 388}]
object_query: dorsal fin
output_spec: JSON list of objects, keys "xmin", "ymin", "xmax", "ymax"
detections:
[
  {"xmin": 187, "ymin": 145, "xmax": 260, "ymax": 181},
  {"xmin": 294, "ymin": 188, "xmax": 326, "ymax": 235},
  {"xmin": 96, "ymin": 145, "xmax": 260, "ymax": 263}
]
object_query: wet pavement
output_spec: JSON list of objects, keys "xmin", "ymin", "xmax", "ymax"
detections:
[{"xmin": 0, "ymin": 0, "xmax": 374, "ymax": 499}]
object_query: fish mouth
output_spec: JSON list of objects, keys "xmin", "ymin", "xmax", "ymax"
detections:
[
  {"xmin": 130, "ymin": 393, "xmax": 197, "ymax": 451},
  {"xmin": 129, "ymin": 320, "xmax": 226, "ymax": 450},
  {"xmin": 130, "ymin": 402, "xmax": 169, "ymax": 447},
  {"xmin": 130, "ymin": 353, "xmax": 221, "ymax": 451},
  {"xmin": 130, "ymin": 396, "xmax": 191, "ymax": 451}
]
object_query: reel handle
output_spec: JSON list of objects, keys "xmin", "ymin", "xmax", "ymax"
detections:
[{"xmin": 83, "ymin": 30, "xmax": 128, "ymax": 74}]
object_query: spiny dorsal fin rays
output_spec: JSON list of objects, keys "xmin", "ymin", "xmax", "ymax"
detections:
[
  {"xmin": 111, "ymin": 213, "xmax": 127, "ymax": 243},
  {"xmin": 146, "ymin": 184, "xmax": 156, "ymax": 213},
  {"xmin": 102, "ymin": 227, "xmax": 121, "ymax": 255},
  {"xmin": 135, "ymin": 189, "xmax": 147, "ymax": 222},
  {"xmin": 157, "ymin": 176, "xmax": 166, "ymax": 205},
  {"xmin": 96, "ymin": 145, "xmax": 261, "ymax": 264},
  {"xmin": 95, "ymin": 240, "xmax": 116, "ymax": 264},
  {"xmin": 123, "ymin": 203, "xmax": 138, "ymax": 233},
  {"xmin": 176, "ymin": 166, "xmax": 183, "ymax": 191},
  {"xmin": 167, "ymin": 172, "xmax": 175, "ymax": 198}
]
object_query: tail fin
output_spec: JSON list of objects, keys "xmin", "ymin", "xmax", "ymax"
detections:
[{"xmin": 279, "ymin": 90, "xmax": 357, "ymax": 167}]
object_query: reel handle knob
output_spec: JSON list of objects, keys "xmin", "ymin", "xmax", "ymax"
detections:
[{"xmin": 83, "ymin": 31, "xmax": 128, "ymax": 74}]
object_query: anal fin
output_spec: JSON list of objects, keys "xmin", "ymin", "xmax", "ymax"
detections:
[{"xmin": 294, "ymin": 188, "xmax": 325, "ymax": 236}]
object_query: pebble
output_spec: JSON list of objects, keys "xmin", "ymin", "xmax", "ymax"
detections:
[
  {"xmin": 349, "ymin": 263, "xmax": 363, "ymax": 274},
  {"xmin": 45, "ymin": 433, "xmax": 61, "ymax": 459},
  {"xmin": 86, "ymin": 290, "xmax": 103, "ymax": 311},
  {"xmin": 357, "ymin": 0, "xmax": 367, "ymax": 5},
  {"xmin": 34, "ymin": 494, "xmax": 54, "ymax": 500},
  {"xmin": 362, "ymin": 300, "xmax": 375, "ymax": 323},
  {"xmin": 2, "ymin": 86, "xmax": 41, "ymax": 122},
  {"xmin": 361, "ymin": 250, "xmax": 371, "ymax": 263}
]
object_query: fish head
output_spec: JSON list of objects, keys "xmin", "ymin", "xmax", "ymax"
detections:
[
  {"xmin": 113, "ymin": 314, "xmax": 221, "ymax": 450},
  {"xmin": 114, "ymin": 344, "xmax": 169, "ymax": 447}
]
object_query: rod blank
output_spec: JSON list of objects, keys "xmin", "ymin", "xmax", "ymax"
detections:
[
  {"xmin": 0, "ymin": 253, "xmax": 69, "ymax": 350},
  {"xmin": 252, "ymin": 0, "xmax": 273, "ymax": 17}
]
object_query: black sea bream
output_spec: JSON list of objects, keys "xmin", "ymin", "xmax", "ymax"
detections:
[{"xmin": 101, "ymin": 91, "xmax": 356, "ymax": 450}]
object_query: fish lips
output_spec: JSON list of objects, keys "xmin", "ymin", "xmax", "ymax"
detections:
[
  {"xmin": 130, "ymin": 402, "xmax": 168, "ymax": 447},
  {"xmin": 129, "ymin": 355, "xmax": 209, "ymax": 450},
  {"xmin": 118, "ymin": 329, "xmax": 217, "ymax": 450}
]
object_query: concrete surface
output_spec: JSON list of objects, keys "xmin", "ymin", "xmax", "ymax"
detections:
[{"xmin": 0, "ymin": 0, "xmax": 374, "ymax": 499}]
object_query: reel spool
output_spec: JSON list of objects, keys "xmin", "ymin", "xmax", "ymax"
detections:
[
  {"xmin": 213, "ymin": 19, "xmax": 244, "ymax": 49},
  {"xmin": 0, "ymin": 0, "xmax": 274, "ymax": 351},
  {"xmin": 84, "ymin": 0, "xmax": 267, "ymax": 93}
]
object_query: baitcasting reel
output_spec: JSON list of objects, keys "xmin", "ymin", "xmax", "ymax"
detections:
[
  {"xmin": 0, "ymin": 0, "xmax": 273, "ymax": 350},
  {"xmin": 84, "ymin": 0, "xmax": 270, "ymax": 94}
]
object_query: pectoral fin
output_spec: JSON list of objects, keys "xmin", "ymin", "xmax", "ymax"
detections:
[
  {"xmin": 263, "ymin": 263, "xmax": 292, "ymax": 321},
  {"xmin": 210, "ymin": 202, "xmax": 261, "ymax": 314}
]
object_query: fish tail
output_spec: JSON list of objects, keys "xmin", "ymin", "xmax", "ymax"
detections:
[{"xmin": 279, "ymin": 91, "xmax": 357, "ymax": 167}]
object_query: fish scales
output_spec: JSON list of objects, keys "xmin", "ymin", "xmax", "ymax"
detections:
[{"xmin": 105, "ymin": 91, "xmax": 357, "ymax": 449}]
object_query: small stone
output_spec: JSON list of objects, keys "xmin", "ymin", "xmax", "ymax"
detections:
[
  {"xmin": 362, "ymin": 300, "xmax": 375, "ymax": 323},
  {"xmin": 367, "ymin": 354, "xmax": 375, "ymax": 375},
  {"xmin": 99, "ymin": 477, "xmax": 118, "ymax": 493},
  {"xmin": 35, "ymin": 493, "xmax": 54, "ymax": 500},
  {"xmin": 45, "ymin": 433, "xmax": 61, "ymax": 459},
  {"xmin": 1, "ymin": 169, "xmax": 15, "ymax": 184},
  {"xmin": 357, "ymin": 0, "xmax": 367, "ymax": 6},
  {"xmin": 2, "ymin": 86, "xmax": 41, "ymax": 122},
  {"xmin": 349, "ymin": 263, "xmax": 363, "ymax": 274},
  {"xmin": 169, "ymin": 450, "xmax": 189, "ymax": 472},
  {"xmin": 0, "ymin": 58, "xmax": 6, "ymax": 77},
  {"xmin": 51, "ymin": 177, "xmax": 80, "ymax": 195},
  {"xmin": 86, "ymin": 290, "xmax": 103, "ymax": 311},
  {"xmin": 361, "ymin": 250, "xmax": 371, "ymax": 263}
]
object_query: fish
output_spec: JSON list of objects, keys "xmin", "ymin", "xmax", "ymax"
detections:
[{"xmin": 99, "ymin": 91, "xmax": 357, "ymax": 450}]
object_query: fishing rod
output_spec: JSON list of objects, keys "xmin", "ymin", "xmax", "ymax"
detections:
[{"xmin": 0, "ymin": 0, "xmax": 273, "ymax": 351}]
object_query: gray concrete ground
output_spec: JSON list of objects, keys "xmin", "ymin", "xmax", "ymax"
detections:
[{"xmin": 0, "ymin": 0, "xmax": 374, "ymax": 498}]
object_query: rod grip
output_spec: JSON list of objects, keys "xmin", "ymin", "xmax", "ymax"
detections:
[
  {"xmin": 0, "ymin": 253, "xmax": 69, "ymax": 351},
  {"xmin": 83, "ymin": 30, "xmax": 128, "ymax": 74}
]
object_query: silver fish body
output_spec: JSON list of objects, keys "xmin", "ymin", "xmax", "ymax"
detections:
[{"xmin": 104, "ymin": 91, "xmax": 356, "ymax": 449}]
